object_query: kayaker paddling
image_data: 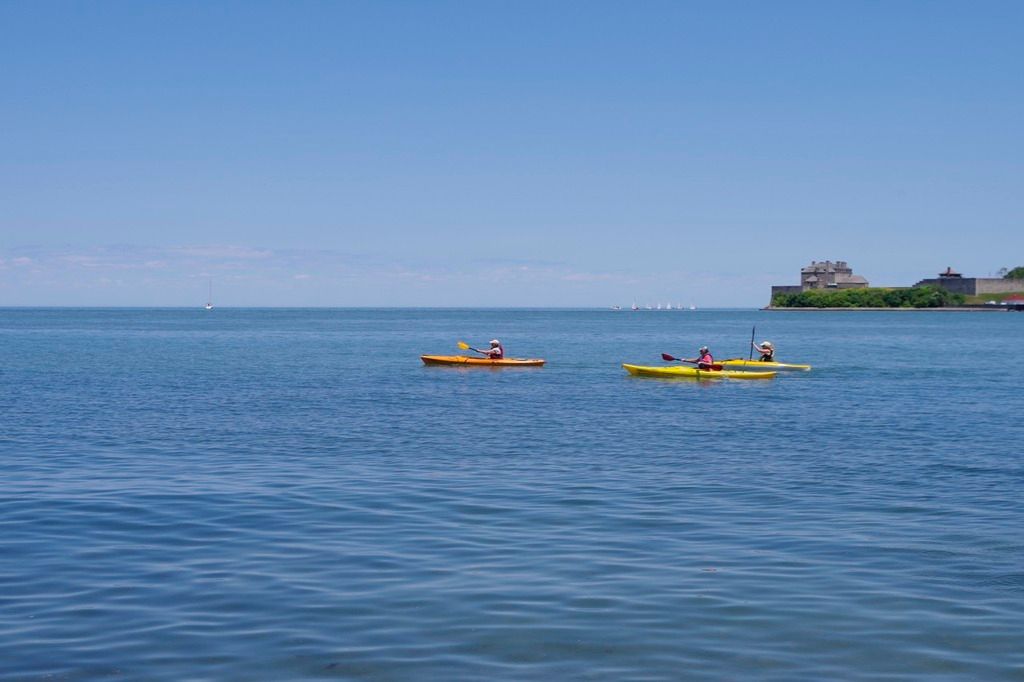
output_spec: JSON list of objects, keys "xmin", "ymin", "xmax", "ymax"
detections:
[
  {"xmin": 475, "ymin": 339, "xmax": 504, "ymax": 360},
  {"xmin": 684, "ymin": 346, "xmax": 715, "ymax": 370},
  {"xmin": 752, "ymin": 340, "xmax": 775, "ymax": 362},
  {"xmin": 455, "ymin": 339, "xmax": 506, "ymax": 359}
]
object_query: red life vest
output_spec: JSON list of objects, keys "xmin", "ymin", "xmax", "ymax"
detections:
[{"xmin": 698, "ymin": 352, "xmax": 714, "ymax": 367}]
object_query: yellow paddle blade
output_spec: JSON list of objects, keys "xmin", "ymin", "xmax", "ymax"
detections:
[{"xmin": 457, "ymin": 341, "xmax": 470, "ymax": 350}]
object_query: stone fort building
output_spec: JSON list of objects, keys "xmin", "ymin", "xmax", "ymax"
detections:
[
  {"xmin": 770, "ymin": 262, "xmax": 1024, "ymax": 302},
  {"xmin": 771, "ymin": 260, "xmax": 869, "ymax": 299}
]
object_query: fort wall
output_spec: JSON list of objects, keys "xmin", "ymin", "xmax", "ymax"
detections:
[
  {"xmin": 913, "ymin": 278, "xmax": 1024, "ymax": 296},
  {"xmin": 771, "ymin": 285, "xmax": 803, "ymax": 298}
]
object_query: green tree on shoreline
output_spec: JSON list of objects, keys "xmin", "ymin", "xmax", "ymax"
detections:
[
  {"xmin": 772, "ymin": 286, "xmax": 965, "ymax": 308},
  {"xmin": 1003, "ymin": 266, "xmax": 1024, "ymax": 279}
]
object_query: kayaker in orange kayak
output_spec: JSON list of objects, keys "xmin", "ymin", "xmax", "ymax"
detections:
[
  {"xmin": 684, "ymin": 346, "xmax": 715, "ymax": 370},
  {"xmin": 752, "ymin": 340, "xmax": 775, "ymax": 362},
  {"xmin": 473, "ymin": 339, "xmax": 504, "ymax": 359}
]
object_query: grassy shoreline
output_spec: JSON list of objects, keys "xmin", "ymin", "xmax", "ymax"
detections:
[{"xmin": 963, "ymin": 292, "xmax": 1024, "ymax": 304}]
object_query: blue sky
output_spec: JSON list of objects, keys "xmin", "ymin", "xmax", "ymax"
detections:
[{"xmin": 2, "ymin": 1, "xmax": 1022, "ymax": 306}]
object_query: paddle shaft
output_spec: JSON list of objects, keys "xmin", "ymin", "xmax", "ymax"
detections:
[
  {"xmin": 661, "ymin": 353, "xmax": 723, "ymax": 371},
  {"xmin": 748, "ymin": 325, "xmax": 756, "ymax": 361}
]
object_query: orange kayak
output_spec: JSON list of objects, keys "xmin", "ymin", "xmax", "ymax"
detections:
[{"xmin": 421, "ymin": 355, "xmax": 545, "ymax": 367}]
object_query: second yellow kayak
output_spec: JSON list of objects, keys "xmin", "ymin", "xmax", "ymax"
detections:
[
  {"xmin": 718, "ymin": 359, "xmax": 812, "ymax": 371},
  {"xmin": 622, "ymin": 364, "xmax": 776, "ymax": 380}
]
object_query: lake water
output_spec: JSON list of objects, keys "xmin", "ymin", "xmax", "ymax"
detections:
[{"xmin": 2, "ymin": 308, "xmax": 1022, "ymax": 680}]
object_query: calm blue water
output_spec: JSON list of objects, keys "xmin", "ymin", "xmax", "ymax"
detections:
[{"xmin": 2, "ymin": 308, "xmax": 1023, "ymax": 680}]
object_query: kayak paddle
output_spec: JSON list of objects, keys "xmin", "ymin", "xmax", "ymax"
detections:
[
  {"xmin": 748, "ymin": 325, "xmax": 756, "ymax": 361},
  {"xmin": 660, "ymin": 353, "xmax": 724, "ymax": 371},
  {"xmin": 457, "ymin": 340, "xmax": 486, "ymax": 355}
]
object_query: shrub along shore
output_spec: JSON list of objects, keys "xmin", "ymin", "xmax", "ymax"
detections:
[{"xmin": 771, "ymin": 286, "xmax": 965, "ymax": 309}]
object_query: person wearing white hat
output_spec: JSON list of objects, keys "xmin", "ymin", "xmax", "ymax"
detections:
[
  {"xmin": 752, "ymin": 340, "xmax": 775, "ymax": 362},
  {"xmin": 684, "ymin": 345, "xmax": 715, "ymax": 370},
  {"xmin": 480, "ymin": 339, "xmax": 504, "ymax": 359}
]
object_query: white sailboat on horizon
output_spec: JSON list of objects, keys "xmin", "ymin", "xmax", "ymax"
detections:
[{"xmin": 205, "ymin": 280, "xmax": 213, "ymax": 310}]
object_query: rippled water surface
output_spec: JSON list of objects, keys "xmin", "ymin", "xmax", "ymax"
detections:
[{"xmin": 2, "ymin": 308, "xmax": 1023, "ymax": 680}]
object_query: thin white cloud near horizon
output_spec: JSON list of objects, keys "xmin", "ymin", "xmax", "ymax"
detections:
[{"xmin": 0, "ymin": 243, "xmax": 783, "ymax": 307}]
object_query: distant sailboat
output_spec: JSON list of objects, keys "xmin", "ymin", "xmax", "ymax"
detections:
[
  {"xmin": 666, "ymin": 302, "xmax": 673, "ymax": 310},
  {"xmin": 689, "ymin": 303, "xmax": 696, "ymax": 311},
  {"xmin": 205, "ymin": 280, "xmax": 213, "ymax": 310},
  {"xmin": 631, "ymin": 302, "xmax": 638, "ymax": 311}
]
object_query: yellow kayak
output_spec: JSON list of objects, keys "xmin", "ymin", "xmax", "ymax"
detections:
[
  {"xmin": 622, "ymin": 364, "xmax": 776, "ymax": 380},
  {"xmin": 421, "ymin": 355, "xmax": 545, "ymax": 367},
  {"xmin": 718, "ymin": 359, "xmax": 812, "ymax": 371}
]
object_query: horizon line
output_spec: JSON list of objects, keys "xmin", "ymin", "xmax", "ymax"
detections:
[{"xmin": 0, "ymin": 305, "xmax": 759, "ymax": 310}]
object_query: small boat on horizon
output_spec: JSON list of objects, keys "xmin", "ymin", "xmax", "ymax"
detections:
[{"xmin": 205, "ymin": 280, "xmax": 213, "ymax": 310}]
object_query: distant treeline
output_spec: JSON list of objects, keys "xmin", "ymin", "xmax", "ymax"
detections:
[{"xmin": 772, "ymin": 286, "xmax": 966, "ymax": 309}]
